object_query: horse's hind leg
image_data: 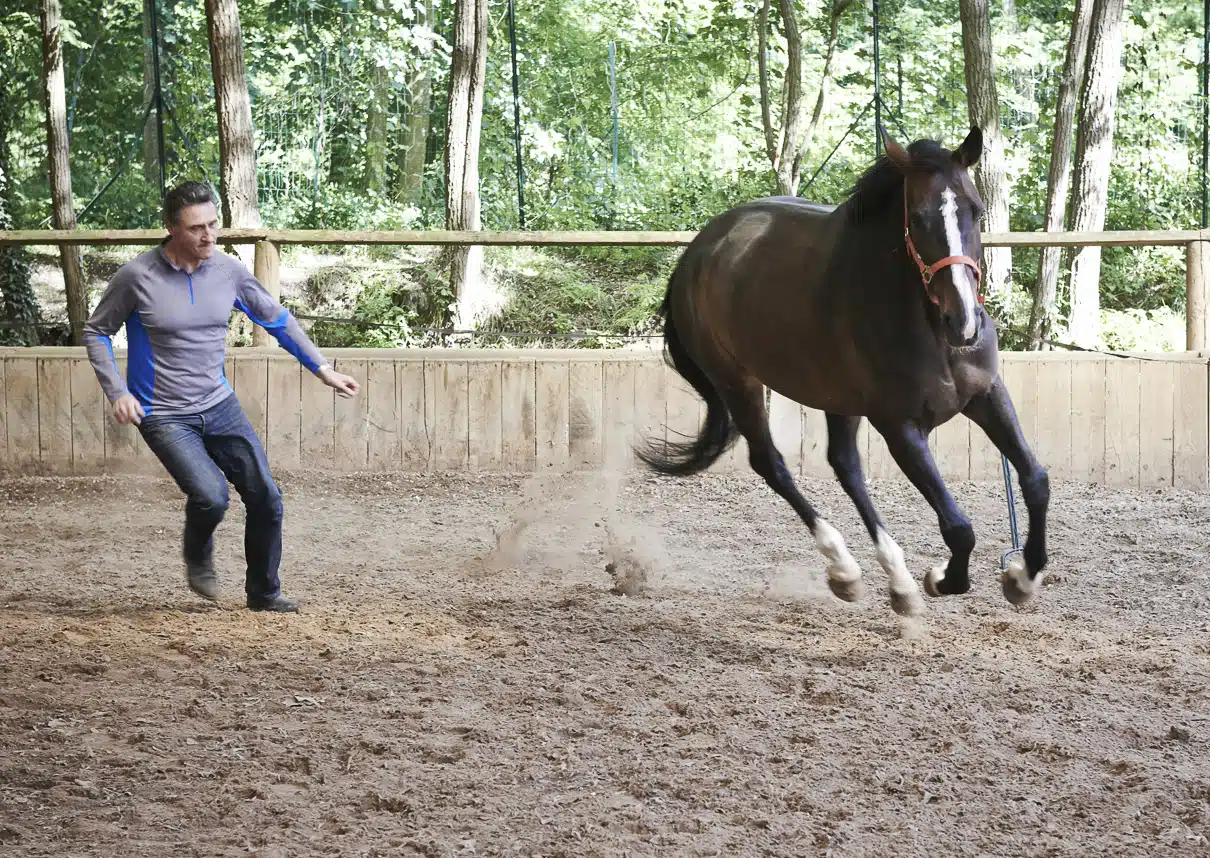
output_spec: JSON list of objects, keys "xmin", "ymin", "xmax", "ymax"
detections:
[
  {"xmin": 724, "ymin": 382, "xmax": 865, "ymax": 602},
  {"xmin": 826, "ymin": 414, "xmax": 925, "ymax": 617}
]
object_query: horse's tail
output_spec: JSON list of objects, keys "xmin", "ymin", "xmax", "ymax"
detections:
[{"xmin": 634, "ymin": 259, "xmax": 738, "ymax": 476}]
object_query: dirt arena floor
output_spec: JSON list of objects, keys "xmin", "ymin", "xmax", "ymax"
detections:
[{"xmin": 1, "ymin": 467, "xmax": 1208, "ymax": 857}]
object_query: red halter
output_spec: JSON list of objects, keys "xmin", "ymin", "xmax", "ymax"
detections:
[{"xmin": 903, "ymin": 190, "xmax": 984, "ymax": 305}]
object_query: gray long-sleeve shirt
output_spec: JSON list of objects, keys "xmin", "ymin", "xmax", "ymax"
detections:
[{"xmin": 83, "ymin": 243, "xmax": 328, "ymax": 416}]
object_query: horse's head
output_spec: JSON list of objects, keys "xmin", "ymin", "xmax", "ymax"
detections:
[{"xmin": 881, "ymin": 126, "xmax": 985, "ymax": 348}]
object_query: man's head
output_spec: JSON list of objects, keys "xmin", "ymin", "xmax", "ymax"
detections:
[{"xmin": 163, "ymin": 181, "xmax": 220, "ymax": 263}]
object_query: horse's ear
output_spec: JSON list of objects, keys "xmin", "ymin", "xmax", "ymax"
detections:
[
  {"xmin": 954, "ymin": 126, "xmax": 983, "ymax": 168},
  {"xmin": 879, "ymin": 125, "xmax": 910, "ymax": 172}
]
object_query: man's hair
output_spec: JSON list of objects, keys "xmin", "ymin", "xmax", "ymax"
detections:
[{"xmin": 163, "ymin": 181, "xmax": 218, "ymax": 226}]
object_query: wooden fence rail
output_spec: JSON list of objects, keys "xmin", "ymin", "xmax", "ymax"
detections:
[
  {"xmin": 3, "ymin": 227, "xmax": 1210, "ymax": 348},
  {"xmin": 1, "ymin": 348, "xmax": 1206, "ymax": 490}
]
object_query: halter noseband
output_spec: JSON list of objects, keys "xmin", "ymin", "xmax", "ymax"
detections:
[{"xmin": 903, "ymin": 190, "xmax": 984, "ymax": 305}]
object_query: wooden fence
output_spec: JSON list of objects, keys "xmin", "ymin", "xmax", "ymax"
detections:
[
  {"xmin": 4, "ymin": 226, "xmax": 1210, "ymax": 349},
  {"xmin": 0, "ymin": 347, "xmax": 1206, "ymax": 489}
]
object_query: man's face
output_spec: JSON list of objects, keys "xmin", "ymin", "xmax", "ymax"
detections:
[{"xmin": 168, "ymin": 201, "xmax": 220, "ymax": 261}]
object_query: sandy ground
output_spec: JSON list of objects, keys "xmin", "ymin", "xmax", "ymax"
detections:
[{"xmin": 1, "ymin": 467, "xmax": 1208, "ymax": 857}]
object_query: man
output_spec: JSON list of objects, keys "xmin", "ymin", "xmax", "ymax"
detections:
[{"xmin": 83, "ymin": 181, "xmax": 359, "ymax": 613}]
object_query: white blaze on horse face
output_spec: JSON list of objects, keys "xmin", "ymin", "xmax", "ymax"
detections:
[{"xmin": 939, "ymin": 187, "xmax": 978, "ymax": 341}]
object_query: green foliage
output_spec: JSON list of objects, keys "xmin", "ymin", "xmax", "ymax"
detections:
[
  {"xmin": 479, "ymin": 246, "xmax": 673, "ymax": 341},
  {"xmin": 4, "ymin": 0, "xmax": 1208, "ymax": 349}
]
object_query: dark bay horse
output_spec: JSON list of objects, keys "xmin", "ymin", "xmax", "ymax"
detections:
[{"xmin": 636, "ymin": 127, "xmax": 1049, "ymax": 617}]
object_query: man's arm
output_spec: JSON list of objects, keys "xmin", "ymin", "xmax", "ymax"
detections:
[
  {"xmin": 82, "ymin": 269, "xmax": 135, "ymax": 403},
  {"xmin": 230, "ymin": 261, "xmax": 359, "ymax": 397},
  {"xmin": 232, "ymin": 265, "xmax": 328, "ymax": 373}
]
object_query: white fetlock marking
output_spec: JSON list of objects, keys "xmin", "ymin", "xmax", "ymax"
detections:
[
  {"xmin": 924, "ymin": 564, "xmax": 947, "ymax": 597},
  {"xmin": 874, "ymin": 529, "xmax": 925, "ymax": 616},
  {"xmin": 812, "ymin": 518, "xmax": 864, "ymax": 601},
  {"xmin": 1001, "ymin": 555, "xmax": 1041, "ymax": 605}
]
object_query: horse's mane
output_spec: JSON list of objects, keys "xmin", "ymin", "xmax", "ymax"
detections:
[{"xmin": 842, "ymin": 139, "xmax": 955, "ymax": 225}]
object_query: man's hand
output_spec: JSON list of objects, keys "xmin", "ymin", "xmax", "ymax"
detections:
[
  {"xmin": 112, "ymin": 394, "xmax": 145, "ymax": 425},
  {"xmin": 317, "ymin": 365, "xmax": 360, "ymax": 399}
]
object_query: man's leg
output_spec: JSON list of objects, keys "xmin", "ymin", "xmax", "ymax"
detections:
[
  {"xmin": 199, "ymin": 392, "xmax": 293, "ymax": 611},
  {"xmin": 137, "ymin": 414, "xmax": 230, "ymax": 600}
]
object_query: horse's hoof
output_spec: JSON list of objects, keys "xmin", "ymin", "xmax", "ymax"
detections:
[
  {"xmin": 1001, "ymin": 556, "xmax": 1041, "ymax": 606},
  {"xmin": 827, "ymin": 570, "xmax": 866, "ymax": 603},
  {"xmin": 923, "ymin": 565, "xmax": 947, "ymax": 597},
  {"xmin": 890, "ymin": 587, "xmax": 925, "ymax": 617}
]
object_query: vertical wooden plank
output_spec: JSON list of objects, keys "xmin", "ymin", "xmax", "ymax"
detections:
[
  {"xmin": 501, "ymin": 359, "xmax": 536, "ymax": 471},
  {"xmin": 233, "ymin": 356, "xmax": 268, "ymax": 441},
  {"xmin": 1174, "ymin": 360, "xmax": 1209, "ymax": 489},
  {"xmin": 70, "ymin": 357, "xmax": 105, "ymax": 473},
  {"xmin": 38, "ymin": 358, "xmax": 71, "ymax": 472},
  {"xmin": 633, "ymin": 358, "xmax": 667, "ymax": 472},
  {"xmin": 432, "ymin": 361, "xmax": 470, "ymax": 470},
  {"xmin": 398, "ymin": 359, "xmax": 430, "ymax": 470},
  {"xmin": 1035, "ymin": 359, "xmax": 1072, "ymax": 480},
  {"xmin": 367, "ymin": 360, "xmax": 400, "ymax": 471},
  {"xmin": 5, "ymin": 357, "xmax": 39, "ymax": 471},
  {"xmin": 602, "ymin": 359, "xmax": 636, "ymax": 471},
  {"xmin": 266, "ymin": 359, "xmax": 302, "ymax": 471},
  {"xmin": 1105, "ymin": 359, "xmax": 1141, "ymax": 488},
  {"xmin": 968, "ymin": 371, "xmax": 1003, "ymax": 482},
  {"xmin": 854, "ymin": 416, "xmax": 870, "ymax": 480},
  {"xmin": 1001, "ymin": 358, "xmax": 1039, "ymax": 458},
  {"xmin": 333, "ymin": 358, "xmax": 369, "ymax": 471},
  {"xmin": 1070, "ymin": 359, "xmax": 1107, "ymax": 483},
  {"xmin": 935, "ymin": 414, "xmax": 971, "ymax": 483},
  {"xmin": 0, "ymin": 357, "xmax": 6, "ymax": 469},
  {"xmin": 867, "ymin": 421, "xmax": 895, "ymax": 481},
  {"xmin": 536, "ymin": 359, "xmax": 570, "ymax": 471},
  {"xmin": 801, "ymin": 407, "xmax": 829, "ymax": 478},
  {"xmin": 102, "ymin": 356, "xmax": 141, "ymax": 472},
  {"xmin": 569, "ymin": 359, "xmax": 603, "ymax": 469},
  {"xmin": 1139, "ymin": 360, "xmax": 1176, "ymax": 488},
  {"xmin": 768, "ymin": 391, "xmax": 802, "ymax": 475},
  {"xmin": 469, "ymin": 360, "xmax": 503, "ymax": 470},
  {"xmin": 300, "ymin": 364, "xmax": 335, "ymax": 469}
]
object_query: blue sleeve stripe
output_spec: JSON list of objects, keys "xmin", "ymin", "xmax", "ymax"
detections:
[
  {"xmin": 102, "ymin": 335, "xmax": 121, "ymax": 376},
  {"xmin": 236, "ymin": 299, "xmax": 319, "ymax": 372},
  {"xmin": 233, "ymin": 298, "xmax": 286, "ymax": 329}
]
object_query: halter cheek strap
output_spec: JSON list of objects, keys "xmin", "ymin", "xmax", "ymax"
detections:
[{"xmin": 903, "ymin": 191, "xmax": 984, "ymax": 305}]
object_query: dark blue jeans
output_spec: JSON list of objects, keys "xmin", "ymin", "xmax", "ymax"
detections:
[{"xmin": 137, "ymin": 391, "xmax": 283, "ymax": 601}]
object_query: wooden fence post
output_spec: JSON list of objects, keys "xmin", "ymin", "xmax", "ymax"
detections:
[
  {"xmin": 1187, "ymin": 241, "xmax": 1210, "ymax": 350},
  {"xmin": 252, "ymin": 239, "xmax": 281, "ymax": 347}
]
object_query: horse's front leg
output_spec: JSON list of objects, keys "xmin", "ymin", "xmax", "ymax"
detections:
[
  {"xmin": 963, "ymin": 377, "xmax": 1050, "ymax": 605},
  {"xmin": 871, "ymin": 419, "xmax": 976, "ymax": 597}
]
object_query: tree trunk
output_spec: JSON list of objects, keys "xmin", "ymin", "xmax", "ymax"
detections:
[
  {"xmin": 396, "ymin": 0, "xmax": 433, "ymax": 206},
  {"xmin": 40, "ymin": 0, "xmax": 87, "ymax": 345},
  {"xmin": 958, "ymin": 0, "xmax": 1011, "ymax": 303},
  {"xmin": 758, "ymin": 0, "xmax": 779, "ymax": 173},
  {"xmin": 205, "ymin": 0, "xmax": 262, "ymax": 233},
  {"xmin": 759, "ymin": 0, "xmax": 850, "ymax": 196},
  {"xmin": 1065, "ymin": 0, "xmax": 1126, "ymax": 347},
  {"xmin": 142, "ymin": 0, "xmax": 159, "ymax": 185},
  {"xmin": 365, "ymin": 67, "xmax": 389, "ymax": 193},
  {"xmin": 444, "ymin": 0, "xmax": 489, "ymax": 331},
  {"xmin": 205, "ymin": 0, "xmax": 262, "ymax": 347},
  {"xmin": 1026, "ymin": 0, "xmax": 1093, "ymax": 349},
  {"xmin": 771, "ymin": 0, "xmax": 803, "ymax": 196},
  {"xmin": 794, "ymin": 0, "xmax": 851, "ymax": 189},
  {"xmin": 0, "ymin": 37, "xmax": 40, "ymax": 347}
]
